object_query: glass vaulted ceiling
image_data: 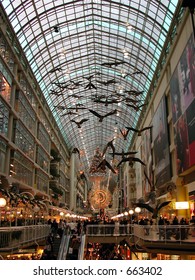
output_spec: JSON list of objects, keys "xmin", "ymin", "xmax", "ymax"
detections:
[{"xmin": 2, "ymin": 0, "xmax": 180, "ymax": 174}]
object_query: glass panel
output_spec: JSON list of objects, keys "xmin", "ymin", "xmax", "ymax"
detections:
[
  {"xmin": 36, "ymin": 145, "xmax": 50, "ymax": 173},
  {"xmin": 37, "ymin": 123, "xmax": 50, "ymax": 153},
  {"xmin": 0, "ymin": 97, "xmax": 9, "ymax": 137},
  {"xmin": 15, "ymin": 90, "xmax": 36, "ymax": 134},
  {"xmin": 36, "ymin": 169, "xmax": 49, "ymax": 194},
  {"xmin": 13, "ymin": 120, "xmax": 35, "ymax": 160},
  {"xmin": 0, "ymin": 138, "xmax": 7, "ymax": 173},
  {"xmin": 10, "ymin": 151, "xmax": 33, "ymax": 186},
  {"xmin": 1, "ymin": 0, "xmax": 180, "ymax": 174}
]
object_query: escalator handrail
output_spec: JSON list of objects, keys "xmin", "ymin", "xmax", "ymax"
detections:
[{"xmin": 57, "ymin": 226, "xmax": 71, "ymax": 260}]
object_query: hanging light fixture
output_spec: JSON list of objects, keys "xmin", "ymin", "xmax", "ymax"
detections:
[{"xmin": 0, "ymin": 197, "xmax": 6, "ymax": 208}]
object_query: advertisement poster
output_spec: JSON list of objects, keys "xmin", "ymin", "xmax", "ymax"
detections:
[
  {"xmin": 170, "ymin": 34, "xmax": 195, "ymax": 174},
  {"xmin": 152, "ymin": 96, "xmax": 171, "ymax": 187}
]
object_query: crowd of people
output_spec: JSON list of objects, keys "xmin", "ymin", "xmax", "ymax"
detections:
[
  {"xmin": 40, "ymin": 218, "xmax": 83, "ymax": 260},
  {"xmin": 158, "ymin": 216, "xmax": 194, "ymax": 240},
  {"xmin": 39, "ymin": 215, "xmax": 195, "ymax": 260}
]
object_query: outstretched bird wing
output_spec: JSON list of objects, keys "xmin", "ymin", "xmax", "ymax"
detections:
[
  {"xmin": 71, "ymin": 119, "xmax": 80, "ymax": 127},
  {"xmin": 135, "ymin": 203, "xmax": 154, "ymax": 213},
  {"xmin": 85, "ymin": 81, "xmax": 97, "ymax": 89},
  {"xmin": 104, "ymin": 109, "xmax": 117, "ymax": 118},
  {"xmin": 105, "ymin": 160, "xmax": 117, "ymax": 173},
  {"xmin": 117, "ymin": 157, "xmax": 146, "ymax": 167},
  {"xmin": 80, "ymin": 118, "xmax": 89, "ymax": 124},
  {"xmin": 117, "ymin": 158, "xmax": 124, "ymax": 167},
  {"xmin": 157, "ymin": 201, "xmax": 171, "ymax": 211},
  {"xmin": 140, "ymin": 126, "xmax": 153, "ymax": 132},
  {"xmin": 109, "ymin": 151, "xmax": 137, "ymax": 157},
  {"xmin": 133, "ymin": 158, "xmax": 146, "ymax": 166},
  {"xmin": 120, "ymin": 128, "xmax": 129, "ymax": 140},
  {"xmin": 49, "ymin": 67, "xmax": 62, "ymax": 73},
  {"xmin": 89, "ymin": 109, "xmax": 102, "ymax": 118},
  {"xmin": 101, "ymin": 61, "xmax": 126, "ymax": 68},
  {"xmin": 54, "ymin": 105, "xmax": 66, "ymax": 110},
  {"xmin": 60, "ymin": 111, "xmax": 78, "ymax": 117},
  {"xmin": 102, "ymin": 139, "xmax": 115, "ymax": 156},
  {"xmin": 125, "ymin": 127, "xmax": 138, "ymax": 133}
]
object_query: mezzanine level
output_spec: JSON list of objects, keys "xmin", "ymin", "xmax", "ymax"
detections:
[
  {"xmin": 0, "ymin": 223, "xmax": 195, "ymax": 258},
  {"xmin": 85, "ymin": 224, "xmax": 195, "ymax": 255},
  {"xmin": 0, "ymin": 224, "xmax": 50, "ymax": 253}
]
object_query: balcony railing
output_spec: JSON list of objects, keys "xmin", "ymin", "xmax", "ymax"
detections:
[
  {"xmin": 0, "ymin": 224, "xmax": 51, "ymax": 251},
  {"xmin": 86, "ymin": 224, "xmax": 131, "ymax": 236},
  {"xmin": 133, "ymin": 224, "xmax": 195, "ymax": 244},
  {"xmin": 86, "ymin": 224, "xmax": 195, "ymax": 244}
]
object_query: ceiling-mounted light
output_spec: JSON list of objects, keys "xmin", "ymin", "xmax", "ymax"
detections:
[
  {"xmin": 61, "ymin": 48, "xmax": 66, "ymax": 55},
  {"xmin": 123, "ymin": 51, "xmax": 129, "ymax": 58},
  {"xmin": 123, "ymin": 48, "xmax": 129, "ymax": 58},
  {"xmin": 117, "ymin": 85, "xmax": 124, "ymax": 94},
  {"xmin": 126, "ymin": 22, "xmax": 133, "ymax": 32},
  {"xmin": 120, "ymin": 69, "xmax": 126, "ymax": 77}
]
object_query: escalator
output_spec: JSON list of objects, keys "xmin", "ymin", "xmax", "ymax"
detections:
[
  {"xmin": 66, "ymin": 234, "xmax": 86, "ymax": 260},
  {"xmin": 57, "ymin": 228, "xmax": 71, "ymax": 260}
]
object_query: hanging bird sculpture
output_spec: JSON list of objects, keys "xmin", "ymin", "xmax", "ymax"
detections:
[
  {"xmin": 96, "ymin": 159, "xmax": 117, "ymax": 174},
  {"xmin": 126, "ymin": 126, "xmax": 153, "ymax": 136},
  {"xmin": 89, "ymin": 109, "xmax": 118, "ymax": 122},
  {"xmin": 49, "ymin": 67, "xmax": 62, "ymax": 73},
  {"xmin": 102, "ymin": 139, "xmax": 115, "ymax": 156},
  {"xmin": 134, "ymin": 201, "xmax": 171, "ymax": 219},
  {"xmin": 85, "ymin": 81, "xmax": 97, "ymax": 90},
  {"xmin": 96, "ymin": 79, "xmax": 117, "ymax": 86},
  {"xmin": 60, "ymin": 111, "xmax": 78, "ymax": 117},
  {"xmin": 101, "ymin": 61, "xmax": 126, "ymax": 68},
  {"xmin": 109, "ymin": 149, "xmax": 137, "ymax": 159},
  {"xmin": 123, "ymin": 70, "xmax": 147, "ymax": 79},
  {"xmin": 71, "ymin": 118, "xmax": 89, "ymax": 128},
  {"xmin": 119, "ymin": 128, "xmax": 130, "ymax": 140},
  {"xmin": 117, "ymin": 156, "xmax": 146, "ymax": 167}
]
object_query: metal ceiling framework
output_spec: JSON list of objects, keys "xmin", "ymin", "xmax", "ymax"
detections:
[{"xmin": 1, "ymin": 0, "xmax": 182, "ymax": 176}]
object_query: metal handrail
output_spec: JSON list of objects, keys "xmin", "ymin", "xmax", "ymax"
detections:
[
  {"xmin": 0, "ymin": 224, "xmax": 51, "ymax": 251},
  {"xmin": 57, "ymin": 226, "xmax": 71, "ymax": 260},
  {"xmin": 133, "ymin": 224, "xmax": 195, "ymax": 243},
  {"xmin": 86, "ymin": 224, "xmax": 133, "ymax": 236},
  {"xmin": 78, "ymin": 234, "xmax": 86, "ymax": 260},
  {"xmin": 86, "ymin": 224, "xmax": 195, "ymax": 244}
]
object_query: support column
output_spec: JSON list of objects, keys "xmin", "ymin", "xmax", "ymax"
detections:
[
  {"xmin": 70, "ymin": 153, "xmax": 76, "ymax": 211},
  {"xmin": 176, "ymin": 177, "xmax": 190, "ymax": 219}
]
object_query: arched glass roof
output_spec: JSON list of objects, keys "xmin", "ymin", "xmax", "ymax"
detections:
[{"xmin": 1, "ymin": 0, "xmax": 181, "ymax": 175}]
